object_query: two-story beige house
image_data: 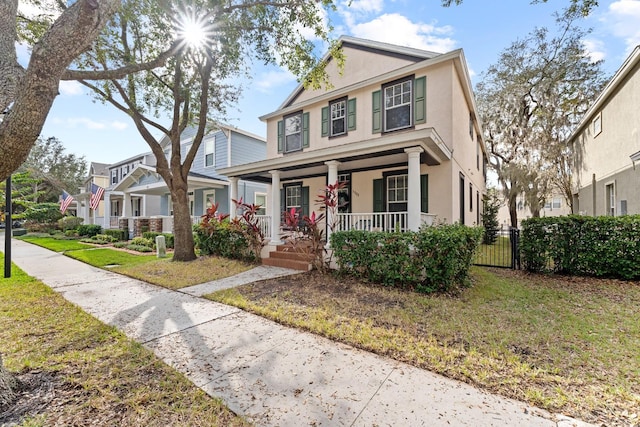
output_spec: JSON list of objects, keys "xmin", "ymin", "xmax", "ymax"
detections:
[
  {"xmin": 220, "ymin": 36, "xmax": 487, "ymax": 257},
  {"xmin": 571, "ymin": 45, "xmax": 640, "ymax": 216}
]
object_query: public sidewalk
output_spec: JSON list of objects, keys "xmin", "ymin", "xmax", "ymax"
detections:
[{"xmin": 7, "ymin": 237, "xmax": 593, "ymax": 427}]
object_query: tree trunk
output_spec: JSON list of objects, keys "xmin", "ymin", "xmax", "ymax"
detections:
[
  {"xmin": 170, "ymin": 176, "xmax": 196, "ymax": 262},
  {"xmin": 508, "ymin": 193, "xmax": 518, "ymax": 229}
]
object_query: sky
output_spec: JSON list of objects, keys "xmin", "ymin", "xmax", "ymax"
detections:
[{"xmin": 20, "ymin": 0, "xmax": 640, "ymax": 165}]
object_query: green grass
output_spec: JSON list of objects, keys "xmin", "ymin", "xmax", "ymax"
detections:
[
  {"xmin": 206, "ymin": 267, "xmax": 640, "ymax": 426},
  {"xmin": 0, "ymin": 254, "xmax": 249, "ymax": 426},
  {"xmin": 17, "ymin": 235, "xmax": 94, "ymax": 252},
  {"xmin": 64, "ymin": 247, "xmax": 157, "ymax": 268},
  {"xmin": 473, "ymin": 235, "xmax": 512, "ymax": 267}
]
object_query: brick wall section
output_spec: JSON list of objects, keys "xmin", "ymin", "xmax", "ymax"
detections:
[
  {"xmin": 133, "ymin": 218, "xmax": 149, "ymax": 237},
  {"xmin": 149, "ymin": 217, "xmax": 163, "ymax": 233}
]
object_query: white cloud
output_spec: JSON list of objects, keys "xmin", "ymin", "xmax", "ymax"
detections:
[
  {"xmin": 254, "ymin": 70, "xmax": 297, "ymax": 93},
  {"xmin": 349, "ymin": 13, "xmax": 457, "ymax": 53},
  {"xmin": 52, "ymin": 117, "xmax": 128, "ymax": 131},
  {"xmin": 58, "ymin": 81, "xmax": 84, "ymax": 96},
  {"xmin": 582, "ymin": 39, "xmax": 607, "ymax": 62},
  {"xmin": 605, "ymin": 0, "xmax": 640, "ymax": 53},
  {"xmin": 346, "ymin": 0, "xmax": 384, "ymax": 14}
]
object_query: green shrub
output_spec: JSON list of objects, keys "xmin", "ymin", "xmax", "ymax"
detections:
[
  {"xmin": 58, "ymin": 216, "xmax": 83, "ymax": 231},
  {"xmin": 194, "ymin": 220, "xmax": 257, "ymax": 262},
  {"xmin": 142, "ymin": 232, "xmax": 174, "ymax": 248},
  {"xmin": 130, "ymin": 236, "xmax": 155, "ymax": 248},
  {"xmin": 331, "ymin": 224, "xmax": 483, "ymax": 293},
  {"xmin": 103, "ymin": 228, "xmax": 127, "ymax": 241},
  {"xmin": 64, "ymin": 230, "xmax": 79, "ymax": 237},
  {"xmin": 521, "ymin": 215, "xmax": 640, "ymax": 280},
  {"xmin": 77, "ymin": 224, "xmax": 102, "ymax": 237},
  {"xmin": 113, "ymin": 241, "xmax": 128, "ymax": 249},
  {"xmin": 126, "ymin": 244, "xmax": 153, "ymax": 253}
]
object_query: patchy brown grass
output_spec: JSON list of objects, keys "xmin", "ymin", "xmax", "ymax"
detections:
[
  {"xmin": 0, "ymin": 259, "xmax": 249, "ymax": 427},
  {"xmin": 206, "ymin": 267, "xmax": 640, "ymax": 427},
  {"xmin": 113, "ymin": 256, "xmax": 255, "ymax": 289}
]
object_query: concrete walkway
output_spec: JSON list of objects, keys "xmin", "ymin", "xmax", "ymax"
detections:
[{"xmin": 7, "ymin": 238, "xmax": 593, "ymax": 427}]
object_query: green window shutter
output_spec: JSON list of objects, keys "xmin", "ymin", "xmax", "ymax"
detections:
[
  {"xmin": 302, "ymin": 112, "xmax": 310, "ymax": 148},
  {"xmin": 347, "ymin": 98, "xmax": 357, "ymax": 131},
  {"xmin": 321, "ymin": 107, "xmax": 329, "ymax": 137},
  {"xmin": 372, "ymin": 90, "xmax": 381, "ymax": 133},
  {"xmin": 277, "ymin": 120, "xmax": 284, "ymax": 153},
  {"xmin": 302, "ymin": 186, "xmax": 310, "ymax": 217},
  {"xmin": 414, "ymin": 76, "xmax": 426, "ymax": 125},
  {"xmin": 373, "ymin": 178, "xmax": 384, "ymax": 212},
  {"xmin": 420, "ymin": 174, "xmax": 429, "ymax": 213}
]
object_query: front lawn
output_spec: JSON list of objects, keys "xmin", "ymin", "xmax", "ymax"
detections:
[
  {"xmin": 17, "ymin": 235, "xmax": 94, "ymax": 252},
  {"xmin": 206, "ymin": 267, "xmax": 640, "ymax": 426},
  {"xmin": 0, "ymin": 256, "xmax": 249, "ymax": 426},
  {"xmin": 18, "ymin": 235, "xmax": 254, "ymax": 289}
]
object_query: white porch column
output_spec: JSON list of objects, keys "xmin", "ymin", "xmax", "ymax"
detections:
[
  {"xmin": 142, "ymin": 194, "xmax": 147, "ymax": 217},
  {"xmin": 103, "ymin": 192, "xmax": 110, "ymax": 229},
  {"xmin": 122, "ymin": 192, "xmax": 132, "ymax": 217},
  {"xmin": 269, "ymin": 170, "xmax": 283, "ymax": 245},
  {"xmin": 325, "ymin": 160, "xmax": 340, "ymax": 245},
  {"xmin": 405, "ymin": 147, "xmax": 424, "ymax": 231},
  {"xmin": 229, "ymin": 177, "xmax": 239, "ymax": 219}
]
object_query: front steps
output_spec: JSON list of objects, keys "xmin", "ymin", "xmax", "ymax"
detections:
[{"xmin": 262, "ymin": 242, "xmax": 315, "ymax": 271}]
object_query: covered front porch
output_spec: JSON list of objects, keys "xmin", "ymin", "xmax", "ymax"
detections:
[
  {"xmin": 220, "ymin": 128, "xmax": 450, "ymax": 246},
  {"xmin": 105, "ymin": 164, "xmax": 228, "ymax": 237}
]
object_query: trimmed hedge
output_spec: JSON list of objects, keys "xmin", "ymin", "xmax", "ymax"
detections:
[
  {"xmin": 58, "ymin": 216, "xmax": 83, "ymax": 231},
  {"xmin": 520, "ymin": 215, "xmax": 640, "ymax": 280},
  {"xmin": 194, "ymin": 220, "xmax": 258, "ymax": 262},
  {"xmin": 330, "ymin": 224, "xmax": 483, "ymax": 293},
  {"xmin": 77, "ymin": 224, "xmax": 102, "ymax": 237},
  {"xmin": 104, "ymin": 228, "xmax": 127, "ymax": 241},
  {"xmin": 142, "ymin": 232, "xmax": 174, "ymax": 249}
]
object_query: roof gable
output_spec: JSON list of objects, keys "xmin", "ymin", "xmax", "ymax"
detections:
[{"xmin": 280, "ymin": 36, "xmax": 443, "ymax": 108}]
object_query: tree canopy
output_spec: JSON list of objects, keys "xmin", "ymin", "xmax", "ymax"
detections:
[
  {"xmin": 67, "ymin": 0, "xmax": 343, "ymax": 261},
  {"xmin": 476, "ymin": 10, "xmax": 607, "ymax": 227},
  {"xmin": 441, "ymin": 0, "xmax": 599, "ymax": 16}
]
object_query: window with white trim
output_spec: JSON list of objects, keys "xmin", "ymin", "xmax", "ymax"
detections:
[
  {"xmin": 285, "ymin": 185, "xmax": 302, "ymax": 210},
  {"xmin": 111, "ymin": 170, "xmax": 117, "ymax": 184},
  {"xmin": 204, "ymin": 139, "xmax": 215, "ymax": 167},
  {"xmin": 552, "ymin": 197, "xmax": 561, "ymax": 209},
  {"xmin": 284, "ymin": 112, "xmax": 303, "ymax": 153},
  {"xmin": 255, "ymin": 193, "xmax": 267, "ymax": 215},
  {"xmin": 330, "ymin": 98, "xmax": 346, "ymax": 137},
  {"xmin": 387, "ymin": 174, "xmax": 408, "ymax": 210},
  {"xmin": 204, "ymin": 191, "xmax": 216, "ymax": 210},
  {"xmin": 383, "ymin": 78, "xmax": 412, "ymax": 132},
  {"xmin": 606, "ymin": 182, "xmax": 615, "ymax": 216},
  {"xmin": 593, "ymin": 112, "xmax": 602, "ymax": 137}
]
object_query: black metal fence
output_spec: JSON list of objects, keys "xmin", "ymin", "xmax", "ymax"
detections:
[{"xmin": 473, "ymin": 228, "xmax": 520, "ymax": 269}]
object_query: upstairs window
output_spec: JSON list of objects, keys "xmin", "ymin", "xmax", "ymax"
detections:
[
  {"xmin": 204, "ymin": 139, "xmax": 215, "ymax": 167},
  {"xmin": 111, "ymin": 170, "xmax": 117, "ymax": 185},
  {"xmin": 285, "ymin": 112, "xmax": 302, "ymax": 153},
  {"xmin": 593, "ymin": 112, "xmax": 602, "ymax": 137},
  {"xmin": 330, "ymin": 98, "xmax": 346, "ymax": 137},
  {"xmin": 383, "ymin": 78, "xmax": 412, "ymax": 132},
  {"xmin": 278, "ymin": 112, "xmax": 309, "ymax": 153}
]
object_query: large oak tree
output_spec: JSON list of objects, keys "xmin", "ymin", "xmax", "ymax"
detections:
[
  {"xmin": 476, "ymin": 10, "xmax": 607, "ymax": 227},
  {"xmin": 71, "ymin": 0, "xmax": 343, "ymax": 261}
]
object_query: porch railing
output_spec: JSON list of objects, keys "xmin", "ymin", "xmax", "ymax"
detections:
[
  {"xmin": 254, "ymin": 215, "xmax": 271, "ymax": 239},
  {"xmin": 336, "ymin": 212, "xmax": 409, "ymax": 232}
]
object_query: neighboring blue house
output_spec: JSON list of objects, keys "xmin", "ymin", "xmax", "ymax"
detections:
[{"xmin": 102, "ymin": 125, "xmax": 267, "ymax": 236}]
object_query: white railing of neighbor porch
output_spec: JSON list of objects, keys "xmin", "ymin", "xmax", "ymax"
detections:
[
  {"xmin": 336, "ymin": 212, "xmax": 409, "ymax": 233},
  {"xmin": 254, "ymin": 215, "xmax": 271, "ymax": 239}
]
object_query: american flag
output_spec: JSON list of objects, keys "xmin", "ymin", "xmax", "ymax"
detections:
[
  {"xmin": 90, "ymin": 183, "xmax": 105, "ymax": 211},
  {"xmin": 60, "ymin": 191, "xmax": 74, "ymax": 214}
]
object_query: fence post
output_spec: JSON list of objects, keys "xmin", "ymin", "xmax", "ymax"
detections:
[{"xmin": 510, "ymin": 228, "xmax": 520, "ymax": 270}]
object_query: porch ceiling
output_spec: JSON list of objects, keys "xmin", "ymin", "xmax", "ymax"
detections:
[{"xmin": 219, "ymin": 127, "xmax": 451, "ymax": 183}]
